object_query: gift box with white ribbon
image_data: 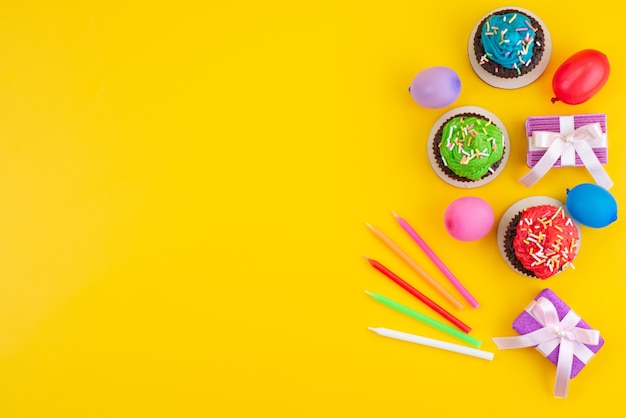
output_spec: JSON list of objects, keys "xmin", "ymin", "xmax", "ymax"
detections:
[
  {"xmin": 492, "ymin": 288, "xmax": 604, "ymax": 398},
  {"xmin": 520, "ymin": 114, "xmax": 613, "ymax": 189}
]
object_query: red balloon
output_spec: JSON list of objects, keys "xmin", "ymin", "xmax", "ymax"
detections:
[{"xmin": 551, "ymin": 49, "xmax": 610, "ymax": 105}]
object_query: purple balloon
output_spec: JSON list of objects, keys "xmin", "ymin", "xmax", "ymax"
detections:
[{"xmin": 410, "ymin": 66, "xmax": 461, "ymax": 109}]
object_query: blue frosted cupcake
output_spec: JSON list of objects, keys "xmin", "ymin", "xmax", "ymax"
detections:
[{"xmin": 469, "ymin": 7, "xmax": 551, "ymax": 88}]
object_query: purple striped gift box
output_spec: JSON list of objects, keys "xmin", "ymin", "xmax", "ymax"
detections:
[
  {"xmin": 526, "ymin": 114, "xmax": 608, "ymax": 167},
  {"xmin": 512, "ymin": 288, "xmax": 604, "ymax": 378}
]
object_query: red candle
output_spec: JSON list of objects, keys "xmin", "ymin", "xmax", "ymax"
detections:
[{"xmin": 365, "ymin": 256, "xmax": 471, "ymax": 333}]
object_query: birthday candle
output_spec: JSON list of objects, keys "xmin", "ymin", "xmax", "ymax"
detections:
[
  {"xmin": 369, "ymin": 327, "xmax": 494, "ymax": 361},
  {"xmin": 365, "ymin": 291, "xmax": 481, "ymax": 347},
  {"xmin": 366, "ymin": 222, "xmax": 464, "ymax": 310},
  {"xmin": 364, "ymin": 256, "xmax": 471, "ymax": 333},
  {"xmin": 393, "ymin": 212, "xmax": 480, "ymax": 308}
]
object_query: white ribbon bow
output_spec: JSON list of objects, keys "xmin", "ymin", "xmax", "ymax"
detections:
[
  {"xmin": 492, "ymin": 297, "xmax": 600, "ymax": 398},
  {"xmin": 520, "ymin": 119, "xmax": 613, "ymax": 190}
]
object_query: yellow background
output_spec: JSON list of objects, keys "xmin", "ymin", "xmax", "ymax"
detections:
[{"xmin": 0, "ymin": 1, "xmax": 623, "ymax": 416}]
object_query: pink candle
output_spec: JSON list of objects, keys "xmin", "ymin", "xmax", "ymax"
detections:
[{"xmin": 393, "ymin": 212, "xmax": 480, "ymax": 308}]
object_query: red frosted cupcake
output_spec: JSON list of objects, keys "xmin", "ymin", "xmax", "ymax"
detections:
[{"xmin": 497, "ymin": 197, "xmax": 581, "ymax": 279}]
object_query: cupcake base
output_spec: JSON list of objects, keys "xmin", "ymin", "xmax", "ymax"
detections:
[
  {"xmin": 497, "ymin": 196, "xmax": 582, "ymax": 278},
  {"xmin": 427, "ymin": 106, "xmax": 510, "ymax": 188},
  {"xmin": 468, "ymin": 6, "xmax": 552, "ymax": 89}
]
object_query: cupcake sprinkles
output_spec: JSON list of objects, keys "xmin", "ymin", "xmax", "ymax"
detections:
[
  {"xmin": 506, "ymin": 205, "xmax": 579, "ymax": 279},
  {"xmin": 468, "ymin": 7, "xmax": 551, "ymax": 88},
  {"xmin": 427, "ymin": 106, "xmax": 510, "ymax": 188},
  {"xmin": 479, "ymin": 12, "xmax": 540, "ymax": 76},
  {"xmin": 438, "ymin": 115, "xmax": 504, "ymax": 181}
]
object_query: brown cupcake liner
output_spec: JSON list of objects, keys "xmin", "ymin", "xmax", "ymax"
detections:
[{"xmin": 503, "ymin": 211, "xmax": 540, "ymax": 278}]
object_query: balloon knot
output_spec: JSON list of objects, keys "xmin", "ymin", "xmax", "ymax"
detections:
[{"xmin": 551, "ymin": 97, "xmax": 559, "ymax": 104}]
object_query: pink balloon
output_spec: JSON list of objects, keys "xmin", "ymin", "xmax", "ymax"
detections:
[
  {"xmin": 410, "ymin": 66, "xmax": 461, "ymax": 109},
  {"xmin": 444, "ymin": 197, "xmax": 494, "ymax": 242}
]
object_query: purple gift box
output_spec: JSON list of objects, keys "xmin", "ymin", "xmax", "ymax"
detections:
[
  {"xmin": 512, "ymin": 288, "xmax": 604, "ymax": 378},
  {"xmin": 526, "ymin": 114, "xmax": 608, "ymax": 168}
]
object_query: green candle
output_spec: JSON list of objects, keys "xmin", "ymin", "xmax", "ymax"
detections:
[{"xmin": 365, "ymin": 291, "xmax": 482, "ymax": 348}]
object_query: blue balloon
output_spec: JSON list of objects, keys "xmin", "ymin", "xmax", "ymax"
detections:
[
  {"xmin": 566, "ymin": 183, "xmax": 617, "ymax": 228},
  {"xmin": 409, "ymin": 66, "xmax": 461, "ymax": 109}
]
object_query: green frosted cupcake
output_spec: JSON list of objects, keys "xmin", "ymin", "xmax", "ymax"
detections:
[
  {"xmin": 427, "ymin": 106, "xmax": 509, "ymax": 188},
  {"xmin": 437, "ymin": 115, "xmax": 504, "ymax": 180}
]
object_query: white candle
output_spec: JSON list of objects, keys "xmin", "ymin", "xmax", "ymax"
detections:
[{"xmin": 368, "ymin": 327, "xmax": 494, "ymax": 361}]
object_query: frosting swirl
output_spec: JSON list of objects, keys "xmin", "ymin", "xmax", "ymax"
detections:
[
  {"xmin": 438, "ymin": 115, "xmax": 504, "ymax": 180},
  {"xmin": 480, "ymin": 12, "xmax": 536, "ymax": 70},
  {"xmin": 512, "ymin": 205, "xmax": 579, "ymax": 279}
]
